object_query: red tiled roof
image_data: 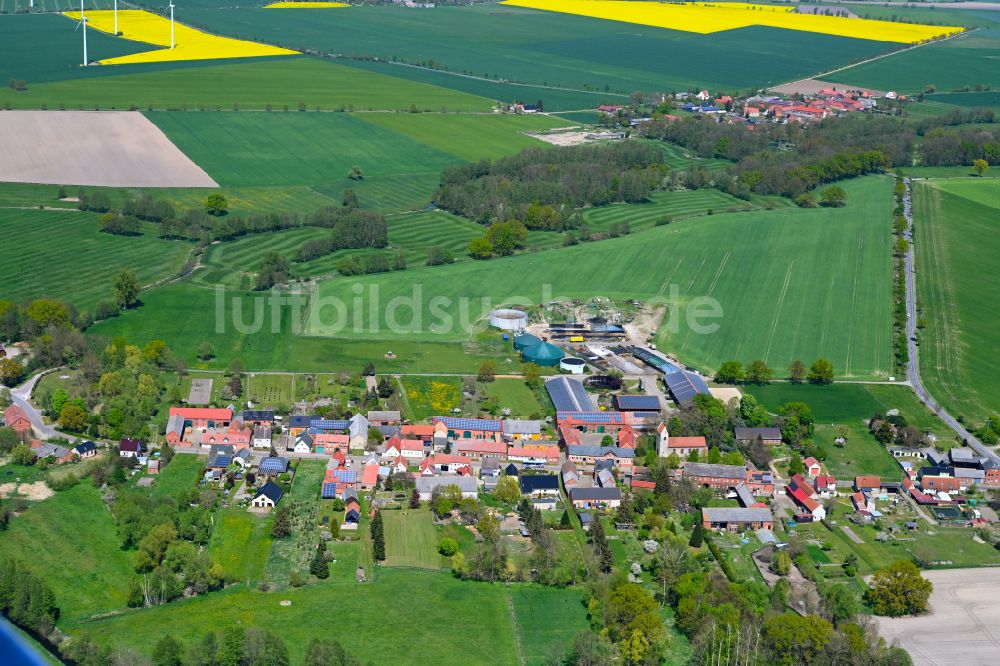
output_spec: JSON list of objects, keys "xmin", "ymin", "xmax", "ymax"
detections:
[
  {"xmin": 4, "ymin": 404, "xmax": 29, "ymax": 424},
  {"xmin": 508, "ymin": 446, "xmax": 559, "ymax": 460},
  {"xmin": 631, "ymin": 480, "xmax": 656, "ymax": 490},
  {"xmin": 788, "ymin": 485, "xmax": 819, "ymax": 512},
  {"xmin": 668, "ymin": 436, "xmax": 707, "ymax": 449},
  {"xmin": 855, "ymin": 475, "xmax": 881, "ymax": 488},
  {"xmin": 455, "ymin": 440, "xmax": 507, "ymax": 455},
  {"xmin": 402, "ymin": 425, "xmax": 436, "ymax": 437},
  {"xmin": 361, "ymin": 463, "xmax": 379, "ymax": 486},
  {"xmin": 169, "ymin": 407, "xmax": 233, "ymax": 420}
]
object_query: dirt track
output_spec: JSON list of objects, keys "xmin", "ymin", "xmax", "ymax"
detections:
[{"xmin": 0, "ymin": 110, "xmax": 218, "ymax": 188}]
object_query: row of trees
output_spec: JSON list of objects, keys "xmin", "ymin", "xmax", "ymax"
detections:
[
  {"xmin": 293, "ymin": 208, "xmax": 389, "ymax": 263},
  {"xmin": 715, "ymin": 358, "xmax": 834, "ymax": 385},
  {"xmin": 435, "ymin": 142, "xmax": 666, "ymax": 227}
]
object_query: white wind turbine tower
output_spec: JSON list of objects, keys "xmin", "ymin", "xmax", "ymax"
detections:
[
  {"xmin": 76, "ymin": 0, "xmax": 88, "ymax": 66},
  {"xmin": 114, "ymin": 0, "xmax": 119, "ymax": 36},
  {"xmin": 169, "ymin": 1, "xmax": 175, "ymax": 48}
]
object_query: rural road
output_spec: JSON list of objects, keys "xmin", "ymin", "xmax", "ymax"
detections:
[
  {"xmin": 901, "ymin": 178, "xmax": 995, "ymax": 462},
  {"xmin": 10, "ymin": 372, "xmax": 77, "ymax": 442}
]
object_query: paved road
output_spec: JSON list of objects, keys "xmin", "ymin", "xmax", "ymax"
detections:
[
  {"xmin": 9, "ymin": 371, "xmax": 77, "ymax": 442},
  {"xmin": 901, "ymin": 177, "xmax": 995, "ymax": 462}
]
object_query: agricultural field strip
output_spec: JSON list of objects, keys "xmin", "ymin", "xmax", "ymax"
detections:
[
  {"xmin": 501, "ymin": 0, "xmax": 961, "ymax": 42},
  {"xmin": 63, "ymin": 9, "xmax": 296, "ymax": 65}
]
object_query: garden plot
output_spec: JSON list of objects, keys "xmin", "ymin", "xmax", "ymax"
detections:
[{"xmin": 0, "ymin": 111, "xmax": 217, "ymax": 187}]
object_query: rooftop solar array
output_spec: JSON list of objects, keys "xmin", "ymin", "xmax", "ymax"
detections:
[
  {"xmin": 558, "ymin": 411, "xmax": 625, "ymax": 424},
  {"xmin": 321, "ymin": 483, "xmax": 339, "ymax": 499},
  {"xmin": 434, "ymin": 417, "xmax": 502, "ymax": 431},
  {"xmin": 209, "ymin": 455, "xmax": 232, "ymax": 468},
  {"xmin": 330, "ymin": 469, "xmax": 357, "ymax": 483},
  {"xmin": 545, "ymin": 376, "xmax": 596, "ymax": 412},
  {"xmin": 615, "ymin": 395, "xmax": 661, "ymax": 411},
  {"xmin": 241, "ymin": 410, "xmax": 275, "ymax": 421},
  {"xmin": 259, "ymin": 457, "xmax": 289, "ymax": 474},
  {"xmin": 310, "ymin": 419, "xmax": 349, "ymax": 431},
  {"xmin": 663, "ymin": 368, "xmax": 710, "ymax": 404}
]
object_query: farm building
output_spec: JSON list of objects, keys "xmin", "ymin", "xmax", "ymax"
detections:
[
  {"xmin": 521, "ymin": 341, "xmax": 564, "ymax": 367},
  {"xmin": 454, "ymin": 439, "xmax": 507, "ymax": 459},
  {"xmin": 250, "ymin": 481, "xmax": 283, "ymax": 510},
  {"xmin": 240, "ymin": 409, "xmax": 275, "ymax": 426},
  {"xmin": 3, "ymin": 405, "xmax": 32, "ymax": 437},
  {"xmin": 367, "ymin": 410, "xmax": 401, "ymax": 426},
  {"xmin": 503, "ymin": 419, "xmax": 542, "ymax": 441},
  {"xmin": 567, "ymin": 445, "xmax": 634, "ymax": 469},
  {"xmin": 734, "ymin": 427, "xmax": 782, "ymax": 445},
  {"xmin": 683, "ymin": 462, "xmax": 773, "ymax": 494},
  {"xmin": 614, "ymin": 395, "xmax": 661, "ymax": 412},
  {"xmin": 415, "ymin": 476, "xmax": 478, "ymax": 501},
  {"xmin": 433, "ymin": 416, "xmax": 502, "ymax": 440},
  {"xmin": 701, "ymin": 507, "xmax": 773, "ymax": 531},
  {"xmin": 656, "ymin": 423, "xmax": 707, "ymax": 457},
  {"xmin": 544, "ymin": 376, "xmax": 596, "ymax": 413}
]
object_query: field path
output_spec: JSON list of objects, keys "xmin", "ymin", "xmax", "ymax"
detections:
[{"xmin": 506, "ymin": 591, "xmax": 528, "ymax": 666}]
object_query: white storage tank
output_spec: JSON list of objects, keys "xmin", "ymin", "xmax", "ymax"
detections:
[
  {"xmin": 560, "ymin": 357, "xmax": 586, "ymax": 374},
  {"xmin": 489, "ymin": 308, "xmax": 528, "ymax": 332}
]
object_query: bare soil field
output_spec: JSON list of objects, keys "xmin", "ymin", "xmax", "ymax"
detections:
[
  {"xmin": 0, "ymin": 481, "xmax": 54, "ymax": 501},
  {"xmin": 769, "ymin": 78, "xmax": 884, "ymax": 96},
  {"xmin": 0, "ymin": 111, "xmax": 217, "ymax": 187},
  {"xmin": 876, "ymin": 568, "xmax": 1000, "ymax": 665}
]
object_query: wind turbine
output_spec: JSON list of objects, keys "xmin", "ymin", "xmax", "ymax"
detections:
[
  {"xmin": 75, "ymin": 12, "xmax": 88, "ymax": 66},
  {"xmin": 114, "ymin": 0, "xmax": 118, "ymax": 36},
  {"xmin": 169, "ymin": 1, "xmax": 175, "ymax": 49}
]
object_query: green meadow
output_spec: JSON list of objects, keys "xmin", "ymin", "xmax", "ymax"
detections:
[
  {"xmin": 0, "ymin": 484, "xmax": 134, "ymax": 622},
  {"xmin": 914, "ymin": 177, "xmax": 1000, "ymax": 422},
  {"xmin": 381, "ymin": 509, "xmax": 443, "ymax": 570},
  {"xmin": 308, "ymin": 177, "xmax": 893, "ymax": 379},
  {"xmin": 0, "ymin": 208, "xmax": 191, "ymax": 310},
  {"xmin": 0, "ymin": 56, "xmax": 493, "ymax": 111},
  {"xmin": 145, "ymin": 111, "xmax": 564, "ymax": 188},
  {"xmin": 61, "ymin": 568, "xmax": 587, "ymax": 665},
  {"xmin": 207, "ymin": 508, "xmax": 273, "ymax": 585}
]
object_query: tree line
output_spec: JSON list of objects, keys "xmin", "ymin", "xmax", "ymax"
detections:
[{"xmin": 435, "ymin": 142, "xmax": 666, "ymax": 228}]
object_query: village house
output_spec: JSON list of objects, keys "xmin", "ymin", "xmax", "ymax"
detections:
[
  {"xmin": 803, "ymin": 456, "xmax": 823, "ymax": 477},
  {"xmin": 433, "ymin": 416, "xmax": 503, "ymax": 441},
  {"xmin": 480, "ymin": 458, "xmax": 500, "ymax": 478},
  {"xmin": 35, "ymin": 443, "xmax": 73, "ymax": 464},
  {"xmin": 119, "ymin": 438, "xmax": 144, "ymax": 458},
  {"xmin": 507, "ymin": 446, "xmax": 560, "ymax": 465},
  {"xmin": 569, "ymin": 486, "xmax": 622, "ymax": 509},
  {"xmin": 814, "ymin": 475, "xmax": 837, "ymax": 498},
  {"xmin": 561, "ymin": 460, "xmax": 580, "ymax": 489},
  {"xmin": 347, "ymin": 413, "xmax": 369, "ymax": 452},
  {"xmin": 656, "ymin": 423, "xmax": 708, "ymax": 458},
  {"xmin": 852, "ymin": 491, "xmax": 876, "ymax": 517},
  {"xmin": 251, "ymin": 425, "xmax": 272, "ymax": 450},
  {"xmin": 418, "ymin": 454, "xmax": 472, "ymax": 476},
  {"xmin": 402, "ymin": 424, "xmax": 436, "ymax": 444},
  {"xmin": 454, "ymin": 439, "xmax": 507, "ymax": 460},
  {"xmin": 287, "ymin": 414, "xmax": 318, "ymax": 438},
  {"xmin": 259, "ymin": 456, "xmax": 289, "ymax": 476},
  {"xmin": 292, "ymin": 433, "xmax": 314, "ymax": 454},
  {"xmin": 3, "ymin": 404, "xmax": 32, "ymax": 438},
  {"xmin": 787, "ymin": 473, "xmax": 826, "ymax": 521},
  {"xmin": 165, "ymin": 407, "xmax": 234, "ymax": 446},
  {"xmin": 313, "ymin": 432, "xmax": 350, "ymax": 455},
  {"xmin": 250, "ymin": 480, "xmax": 283, "ymax": 511},
  {"xmin": 519, "ymin": 474, "xmax": 560, "ymax": 498},
  {"xmin": 918, "ymin": 467, "xmax": 962, "ymax": 493},
  {"xmin": 503, "ymin": 419, "xmax": 542, "ymax": 442},
  {"xmin": 383, "ymin": 435, "xmax": 425, "ymax": 461},
  {"xmin": 702, "ymin": 507, "xmax": 773, "ymax": 531},
  {"xmin": 854, "ymin": 476, "xmax": 882, "ymax": 493},
  {"xmin": 566, "ymin": 445, "xmax": 634, "ymax": 470},
  {"xmin": 234, "ymin": 448, "xmax": 252, "ymax": 469},
  {"xmin": 239, "ymin": 410, "xmax": 275, "ymax": 427},
  {"xmin": 360, "ymin": 462, "xmax": 380, "ymax": 491},
  {"xmin": 683, "ymin": 462, "xmax": 773, "ymax": 495},
  {"xmin": 72, "ymin": 441, "xmax": 98, "ymax": 459}
]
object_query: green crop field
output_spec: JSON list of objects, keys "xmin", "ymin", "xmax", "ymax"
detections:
[
  {"xmin": 0, "ymin": 208, "xmax": 192, "ymax": 310},
  {"xmin": 59, "ymin": 568, "xmax": 588, "ymax": 665},
  {"xmin": 914, "ymin": 177, "xmax": 1000, "ymax": 422},
  {"xmin": 145, "ymin": 111, "xmax": 560, "ymax": 189},
  {"xmin": 382, "ymin": 509, "xmax": 442, "ymax": 569},
  {"xmin": 151, "ymin": 454, "xmax": 206, "ymax": 499},
  {"xmin": 207, "ymin": 508, "xmax": 273, "ymax": 585},
  {"xmin": 0, "ymin": 484, "xmax": 134, "ymax": 622},
  {"xmin": 0, "ymin": 56, "xmax": 494, "ymax": 111},
  {"xmin": 177, "ymin": 4, "xmax": 901, "ymax": 93},
  {"xmin": 386, "ymin": 210, "xmax": 486, "ymax": 265},
  {"xmin": 308, "ymin": 176, "xmax": 893, "ymax": 378},
  {"xmin": 581, "ymin": 189, "xmax": 769, "ymax": 233},
  {"xmin": 745, "ymin": 383, "xmax": 955, "ymax": 478},
  {"xmin": 833, "ymin": 28, "xmax": 1000, "ymax": 94}
]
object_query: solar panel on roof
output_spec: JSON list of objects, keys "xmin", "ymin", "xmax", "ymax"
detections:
[
  {"xmin": 663, "ymin": 369, "xmax": 709, "ymax": 404},
  {"xmin": 332, "ymin": 470, "xmax": 357, "ymax": 482},
  {"xmin": 321, "ymin": 483, "xmax": 339, "ymax": 499},
  {"xmin": 437, "ymin": 417, "xmax": 501, "ymax": 431},
  {"xmin": 616, "ymin": 395, "xmax": 660, "ymax": 410},
  {"xmin": 310, "ymin": 419, "xmax": 349, "ymax": 431},
  {"xmin": 211, "ymin": 455, "xmax": 233, "ymax": 468},
  {"xmin": 259, "ymin": 458, "xmax": 288, "ymax": 473},
  {"xmin": 545, "ymin": 377, "xmax": 595, "ymax": 412}
]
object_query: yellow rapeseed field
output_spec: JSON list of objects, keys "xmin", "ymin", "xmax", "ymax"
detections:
[
  {"xmin": 500, "ymin": 0, "xmax": 962, "ymax": 44},
  {"xmin": 63, "ymin": 9, "xmax": 297, "ymax": 65},
  {"xmin": 264, "ymin": 1, "xmax": 349, "ymax": 7}
]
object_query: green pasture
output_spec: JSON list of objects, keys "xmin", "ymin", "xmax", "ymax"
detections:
[
  {"xmin": 151, "ymin": 454, "xmax": 206, "ymax": 499},
  {"xmin": 580, "ymin": 188, "xmax": 773, "ymax": 233},
  {"xmin": 207, "ymin": 508, "xmax": 273, "ymax": 585},
  {"xmin": 0, "ymin": 207, "xmax": 191, "ymax": 310},
  {"xmin": 914, "ymin": 177, "xmax": 1000, "ymax": 422},
  {"xmin": 308, "ymin": 176, "xmax": 893, "ymax": 378},
  {"xmin": 381, "ymin": 509, "xmax": 442, "ymax": 569},
  {"xmin": 483, "ymin": 378, "xmax": 543, "ymax": 418},
  {"xmin": 247, "ymin": 372, "xmax": 295, "ymax": 409},
  {"xmin": 509, "ymin": 585, "xmax": 590, "ymax": 664},
  {"xmin": 0, "ymin": 484, "xmax": 134, "ymax": 622},
  {"xmin": 399, "ymin": 375, "xmax": 463, "ymax": 421}
]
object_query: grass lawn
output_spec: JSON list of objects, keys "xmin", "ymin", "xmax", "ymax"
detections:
[
  {"xmin": 580, "ymin": 188, "xmax": 769, "ymax": 234},
  {"xmin": 247, "ymin": 373, "xmax": 295, "ymax": 410},
  {"xmin": 913, "ymin": 178, "xmax": 1000, "ymax": 423},
  {"xmin": 310, "ymin": 176, "xmax": 893, "ymax": 379},
  {"xmin": 483, "ymin": 378, "xmax": 542, "ymax": 418},
  {"xmin": 178, "ymin": 371, "xmax": 244, "ymax": 407},
  {"xmin": 0, "ymin": 55, "xmax": 492, "ymax": 111},
  {"xmin": 399, "ymin": 376, "xmax": 463, "ymax": 421},
  {"xmin": 0, "ymin": 208, "xmax": 191, "ymax": 311},
  {"xmin": 151, "ymin": 455, "xmax": 206, "ymax": 499},
  {"xmin": 207, "ymin": 508, "xmax": 273, "ymax": 585},
  {"xmin": 381, "ymin": 509, "xmax": 443, "ymax": 570},
  {"xmin": 509, "ymin": 585, "xmax": 589, "ymax": 665},
  {"xmin": 0, "ymin": 484, "xmax": 134, "ymax": 622},
  {"xmin": 62, "ymin": 568, "xmax": 548, "ymax": 664}
]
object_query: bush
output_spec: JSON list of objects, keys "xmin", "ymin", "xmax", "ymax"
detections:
[{"xmin": 438, "ymin": 537, "xmax": 459, "ymax": 556}]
